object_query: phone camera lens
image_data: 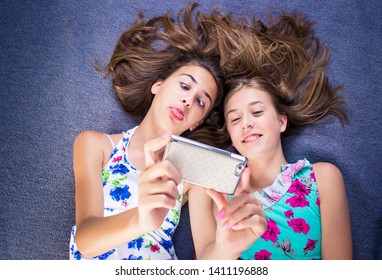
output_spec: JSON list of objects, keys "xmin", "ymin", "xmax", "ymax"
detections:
[{"xmin": 235, "ymin": 164, "xmax": 245, "ymax": 176}]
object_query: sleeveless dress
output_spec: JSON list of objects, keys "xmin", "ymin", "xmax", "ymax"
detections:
[
  {"xmin": 240, "ymin": 159, "xmax": 321, "ymax": 260},
  {"xmin": 69, "ymin": 126, "xmax": 184, "ymax": 260}
]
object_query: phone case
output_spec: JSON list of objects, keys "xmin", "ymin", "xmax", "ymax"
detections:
[{"xmin": 163, "ymin": 135, "xmax": 247, "ymax": 195}]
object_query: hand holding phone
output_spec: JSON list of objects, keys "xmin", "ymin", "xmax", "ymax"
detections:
[
  {"xmin": 163, "ymin": 135, "xmax": 247, "ymax": 195},
  {"xmin": 138, "ymin": 132, "xmax": 181, "ymax": 232}
]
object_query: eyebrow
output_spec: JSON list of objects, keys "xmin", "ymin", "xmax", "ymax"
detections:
[
  {"xmin": 226, "ymin": 100, "xmax": 263, "ymax": 115},
  {"xmin": 181, "ymin": 73, "xmax": 212, "ymax": 105}
]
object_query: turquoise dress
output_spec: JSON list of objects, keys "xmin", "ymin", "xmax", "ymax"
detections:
[
  {"xmin": 241, "ymin": 159, "xmax": 321, "ymax": 260},
  {"xmin": 69, "ymin": 127, "xmax": 184, "ymax": 260}
]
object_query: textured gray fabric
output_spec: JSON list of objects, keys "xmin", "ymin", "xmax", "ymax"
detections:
[{"xmin": 0, "ymin": 0, "xmax": 381, "ymax": 260}]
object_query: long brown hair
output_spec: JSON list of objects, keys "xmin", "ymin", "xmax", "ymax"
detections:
[
  {"xmin": 97, "ymin": 3, "xmax": 230, "ymax": 146},
  {"xmin": 210, "ymin": 9, "xmax": 349, "ymax": 144}
]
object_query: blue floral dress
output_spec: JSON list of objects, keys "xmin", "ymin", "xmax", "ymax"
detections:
[
  {"xmin": 69, "ymin": 127, "xmax": 184, "ymax": 260},
  {"xmin": 240, "ymin": 159, "xmax": 321, "ymax": 260}
]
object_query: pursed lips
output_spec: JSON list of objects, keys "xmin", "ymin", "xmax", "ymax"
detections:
[{"xmin": 169, "ymin": 107, "xmax": 184, "ymax": 121}]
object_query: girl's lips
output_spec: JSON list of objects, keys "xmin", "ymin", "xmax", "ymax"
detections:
[
  {"xmin": 242, "ymin": 133, "xmax": 262, "ymax": 143},
  {"xmin": 169, "ymin": 107, "xmax": 184, "ymax": 121}
]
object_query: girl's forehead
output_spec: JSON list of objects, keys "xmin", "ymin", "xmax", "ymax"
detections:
[
  {"xmin": 227, "ymin": 87, "xmax": 269, "ymax": 105},
  {"xmin": 173, "ymin": 64, "xmax": 207, "ymax": 75}
]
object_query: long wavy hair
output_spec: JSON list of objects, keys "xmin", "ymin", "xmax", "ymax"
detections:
[
  {"xmin": 97, "ymin": 3, "xmax": 229, "ymax": 146},
  {"xmin": 208, "ymin": 9, "xmax": 349, "ymax": 146}
]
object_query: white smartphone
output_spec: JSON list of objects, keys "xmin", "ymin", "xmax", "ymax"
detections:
[{"xmin": 163, "ymin": 135, "xmax": 247, "ymax": 195}]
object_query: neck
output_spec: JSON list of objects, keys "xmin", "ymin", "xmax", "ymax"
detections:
[
  {"xmin": 128, "ymin": 115, "xmax": 169, "ymax": 170},
  {"xmin": 246, "ymin": 153, "xmax": 287, "ymax": 192},
  {"xmin": 135, "ymin": 117, "xmax": 167, "ymax": 143}
]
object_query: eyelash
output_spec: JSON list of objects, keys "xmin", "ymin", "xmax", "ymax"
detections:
[
  {"xmin": 197, "ymin": 99, "xmax": 205, "ymax": 108},
  {"xmin": 180, "ymin": 82, "xmax": 189, "ymax": 91},
  {"xmin": 230, "ymin": 111, "xmax": 263, "ymax": 123}
]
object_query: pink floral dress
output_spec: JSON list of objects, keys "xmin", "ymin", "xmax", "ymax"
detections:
[
  {"xmin": 240, "ymin": 159, "xmax": 321, "ymax": 260},
  {"xmin": 69, "ymin": 127, "xmax": 184, "ymax": 260}
]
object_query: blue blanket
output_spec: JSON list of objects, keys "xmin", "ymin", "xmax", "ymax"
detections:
[{"xmin": 0, "ymin": 0, "xmax": 381, "ymax": 260}]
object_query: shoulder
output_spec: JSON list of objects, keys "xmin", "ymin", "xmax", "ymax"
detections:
[
  {"xmin": 74, "ymin": 131, "xmax": 122, "ymax": 149},
  {"xmin": 312, "ymin": 162, "xmax": 345, "ymax": 196},
  {"xmin": 74, "ymin": 130, "xmax": 104, "ymax": 143},
  {"xmin": 312, "ymin": 162, "xmax": 343, "ymax": 180},
  {"xmin": 73, "ymin": 130, "xmax": 107, "ymax": 151},
  {"xmin": 73, "ymin": 130, "xmax": 123, "ymax": 161},
  {"xmin": 73, "ymin": 131, "xmax": 106, "ymax": 160}
]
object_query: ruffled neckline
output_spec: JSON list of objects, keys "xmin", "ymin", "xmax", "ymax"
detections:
[{"xmin": 253, "ymin": 159, "xmax": 310, "ymax": 209}]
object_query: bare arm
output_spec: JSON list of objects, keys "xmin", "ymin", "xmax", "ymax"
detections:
[
  {"xmin": 188, "ymin": 168, "xmax": 266, "ymax": 259},
  {"xmin": 313, "ymin": 162, "xmax": 353, "ymax": 259},
  {"xmin": 188, "ymin": 184, "xmax": 232, "ymax": 259},
  {"xmin": 73, "ymin": 131, "xmax": 143, "ymax": 258},
  {"xmin": 73, "ymin": 131, "xmax": 180, "ymax": 258}
]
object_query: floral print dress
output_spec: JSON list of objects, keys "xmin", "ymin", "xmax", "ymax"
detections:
[
  {"xmin": 69, "ymin": 127, "xmax": 184, "ymax": 260},
  {"xmin": 240, "ymin": 159, "xmax": 321, "ymax": 260}
]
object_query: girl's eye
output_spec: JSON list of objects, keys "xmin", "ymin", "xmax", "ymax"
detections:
[
  {"xmin": 197, "ymin": 98, "xmax": 205, "ymax": 108},
  {"xmin": 181, "ymin": 82, "xmax": 189, "ymax": 90},
  {"xmin": 231, "ymin": 117, "xmax": 240, "ymax": 124},
  {"xmin": 252, "ymin": 111, "xmax": 263, "ymax": 116}
]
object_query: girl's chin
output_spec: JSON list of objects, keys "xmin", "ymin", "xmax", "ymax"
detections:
[{"xmin": 237, "ymin": 145, "xmax": 257, "ymax": 157}]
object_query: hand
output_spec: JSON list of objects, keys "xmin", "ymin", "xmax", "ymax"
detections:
[
  {"xmin": 206, "ymin": 167, "xmax": 267, "ymax": 257},
  {"xmin": 137, "ymin": 131, "xmax": 181, "ymax": 232}
]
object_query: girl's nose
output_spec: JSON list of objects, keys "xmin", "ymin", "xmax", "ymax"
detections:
[
  {"xmin": 242, "ymin": 116, "xmax": 254, "ymax": 130},
  {"xmin": 182, "ymin": 98, "xmax": 191, "ymax": 108}
]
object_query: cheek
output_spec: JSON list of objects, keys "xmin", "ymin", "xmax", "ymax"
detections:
[
  {"xmin": 227, "ymin": 125, "xmax": 240, "ymax": 145},
  {"xmin": 188, "ymin": 108, "xmax": 205, "ymax": 123},
  {"xmin": 266, "ymin": 119, "xmax": 283, "ymax": 137}
]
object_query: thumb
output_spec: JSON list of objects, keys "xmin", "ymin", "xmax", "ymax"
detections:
[
  {"xmin": 144, "ymin": 131, "xmax": 172, "ymax": 168},
  {"xmin": 206, "ymin": 188, "xmax": 228, "ymax": 210}
]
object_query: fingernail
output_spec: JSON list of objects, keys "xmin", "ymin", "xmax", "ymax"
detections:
[
  {"xmin": 162, "ymin": 131, "xmax": 171, "ymax": 138},
  {"xmin": 215, "ymin": 210, "xmax": 225, "ymax": 220}
]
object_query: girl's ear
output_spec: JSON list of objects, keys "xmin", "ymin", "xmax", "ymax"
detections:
[
  {"xmin": 279, "ymin": 114, "xmax": 288, "ymax": 133},
  {"xmin": 151, "ymin": 80, "xmax": 164, "ymax": 95}
]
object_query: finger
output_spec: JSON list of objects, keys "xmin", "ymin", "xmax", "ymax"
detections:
[
  {"xmin": 206, "ymin": 188, "xmax": 228, "ymax": 210},
  {"xmin": 217, "ymin": 193, "xmax": 263, "ymax": 230},
  {"xmin": 235, "ymin": 167, "xmax": 252, "ymax": 194},
  {"xmin": 140, "ymin": 160, "xmax": 181, "ymax": 185},
  {"xmin": 144, "ymin": 131, "xmax": 172, "ymax": 168},
  {"xmin": 140, "ymin": 178, "xmax": 180, "ymax": 200},
  {"xmin": 139, "ymin": 192, "xmax": 178, "ymax": 209},
  {"xmin": 224, "ymin": 198, "xmax": 263, "ymax": 229},
  {"xmin": 217, "ymin": 191, "xmax": 255, "ymax": 219},
  {"xmin": 231, "ymin": 214, "xmax": 267, "ymax": 238}
]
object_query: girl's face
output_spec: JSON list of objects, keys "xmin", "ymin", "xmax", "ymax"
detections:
[
  {"xmin": 151, "ymin": 64, "xmax": 218, "ymax": 135},
  {"xmin": 225, "ymin": 86, "xmax": 287, "ymax": 159}
]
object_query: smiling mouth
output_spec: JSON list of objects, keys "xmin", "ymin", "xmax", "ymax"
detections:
[
  {"xmin": 169, "ymin": 107, "xmax": 184, "ymax": 121},
  {"xmin": 242, "ymin": 134, "xmax": 262, "ymax": 143}
]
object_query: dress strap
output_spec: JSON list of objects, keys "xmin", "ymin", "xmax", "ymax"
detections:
[{"xmin": 103, "ymin": 133, "xmax": 116, "ymax": 150}]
